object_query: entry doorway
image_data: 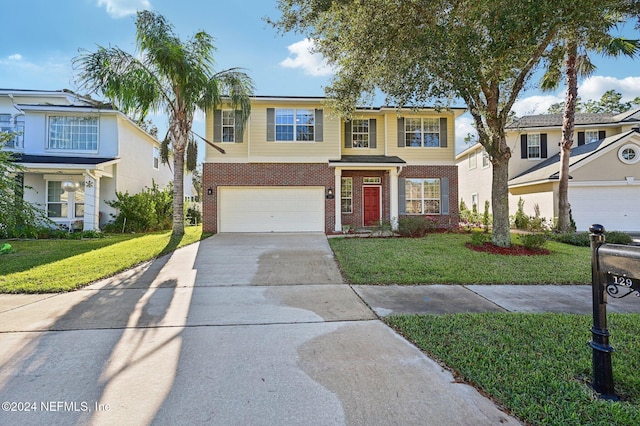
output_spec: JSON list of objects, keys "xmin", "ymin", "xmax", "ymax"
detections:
[{"xmin": 363, "ymin": 186, "xmax": 381, "ymax": 226}]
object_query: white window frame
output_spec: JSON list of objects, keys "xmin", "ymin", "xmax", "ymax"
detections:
[
  {"xmin": 47, "ymin": 116, "xmax": 99, "ymax": 151},
  {"xmin": 46, "ymin": 181, "xmax": 85, "ymax": 220},
  {"xmin": 222, "ymin": 110, "xmax": 235, "ymax": 142},
  {"xmin": 0, "ymin": 114, "xmax": 24, "ymax": 149},
  {"xmin": 405, "ymin": 118, "xmax": 440, "ymax": 147},
  {"xmin": 341, "ymin": 177, "xmax": 353, "ymax": 214},
  {"xmin": 471, "ymin": 193, "xmax": 479, "ymax": 210},
  {"xmin": 351, "ymin": 119, "xmax": 370, "ymax": 148},
  {"xmin": 618, "ymin": 143, "xmax": 640, "ymax": 164},
  {"xmin": 363, "ymin": 177, "xmax": 381, "ymax": 184},
  {"xmin": 153, "ymin": 146, "xmax": 160, "ymax": 170},
  {"xmin": 405, "ymin": 178, "xmax": 441, "ymax": 215},
  {"xmin": 527, "ymin": 134, "xmax": 541, "ymax": 159},
  {"xmin": 482, "ymin": 150, "xmax": 490, "ymax": 168},
  {"xmin": 275, "ymin": 108, "xmax": 315, "ymax": 142},
  {"xmin": 585, "ymin": 130, "xmax": 600, "ymax": 144},
  {"xmin": 468, "ymin": 152, "xmax": 477, "ymax": 169}
]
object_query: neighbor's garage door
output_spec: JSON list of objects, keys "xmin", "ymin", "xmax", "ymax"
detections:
[
  {"xmin": 570, "ymin": 186, "xmax": 640, "ymax": 232},
  {"xmin": 219, "ymin": 186, "xmax": 325, "ymax": 232}
]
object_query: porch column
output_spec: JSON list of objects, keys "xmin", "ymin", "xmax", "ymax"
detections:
[
  {"xmin": 334, "ymin": 168, "xmax": 342, "ymax": 232},
  {"xmin": 389, "ymin": 167, "xmax": 399, "ymax": 230},
  {"xmin": 83, "ymin": 172, "xmax": 99, "ymax": 231}
]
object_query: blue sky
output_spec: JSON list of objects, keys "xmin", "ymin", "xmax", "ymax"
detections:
[{"xmin": 1, "ymin": 0, "xmax": 639, "ymax": 153}]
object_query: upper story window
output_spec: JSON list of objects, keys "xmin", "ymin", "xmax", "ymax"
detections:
[
  {"xmin": 0, "ymin": 114, "xmax": 24, "ymax": 149},
  {"xmin": 482, "ymin": 150, "xmax": 490, "ymax": 168},
  {"xmin": 351, "ymin": 119, "xmax": 370, "ymax": 148},
  {"xmin": 266, "ymin": 108, "xmax": 323, "ymax": 143},
  {"xmin": 276, "ymin": 109, "xmax": 314, "ymax": 141},
  {"xmin": 48, "ymin": 116, "xmax": 98, "ymax": 151},
  {"xmin": 153, "ymin": 146, "xmax": 160, "ymax": 170},
  {"xmin": 585, "ymin": 130, "xmax": 600, "ymax": 144},
  {"xmin": 520, "ymin": 133, "xmax": 547, "ymax": 160},
  {"xmin": 468, "ymin": 152, "xmax": 477, "ymax": 169},
  {"xmin": 405, "ymin": 118, "xmax": 440, "ymax": 147},
  {"xmin": 222, "ymin": 110, "xmax": 235, "ymax": 142},
  {"xmin": 618, "ymin": 144, "xmax": 639, "ymax": 165},
  {"xmin": 527, "ymin": 133, "xmax": 541, "ymax": 159}
]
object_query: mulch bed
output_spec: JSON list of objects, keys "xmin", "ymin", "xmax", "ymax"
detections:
[{"xmin": 465, "ymin": 242, "xmax": 550, "ymax": 256}]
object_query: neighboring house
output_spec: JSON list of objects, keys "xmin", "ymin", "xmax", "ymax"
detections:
[
  {"xmin": 0, "ymin": 88, "xmax": 173, "ymax": 231},
  {"xmin": 457, "ymin": 108, "xmax": 640, "ymax": 232},
  {"xmin": 202, "ymin": 96, "xmax": 465, "ymax": 233}
]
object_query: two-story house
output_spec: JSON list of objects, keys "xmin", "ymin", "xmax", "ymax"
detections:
[
  {"xmin": 202, "ymin": 96, "xmax": 465, "ymax": 234},
  {"xmin": 0, "ymin": 88, "xmax": 173, "ymax": 231},
  {"xmin": 457, "ymin": 108, "xmax": 640, "ymax": 232}
]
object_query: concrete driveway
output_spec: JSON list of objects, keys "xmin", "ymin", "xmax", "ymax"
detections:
[{"xmin": 0, "ymin": 233, "xmax": 518, "ymax": 425}]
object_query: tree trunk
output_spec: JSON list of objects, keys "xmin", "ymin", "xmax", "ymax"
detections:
[
  {"xmin": 557, "ymin": 39, "xmax": 578, "ymax": 233},
  {"xmin": 491, "ymin": 145, "xmax": 511, "ymax": 247},
  {"xmin": 172, "ymin": 145, "xmax": 185, "ymax": 236}
]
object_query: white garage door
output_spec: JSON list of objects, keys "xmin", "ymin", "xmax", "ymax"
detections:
[
  {"xmin": 219, "ymin": 186, "xmax": 325, "ymax": 232},
  {"xmin": 570, "ymin": 186, "xmax": 640, "ymax": 232}
]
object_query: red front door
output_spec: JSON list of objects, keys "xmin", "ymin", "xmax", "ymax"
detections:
[{"xmin": 363, "ymin": 186, "xmax": 381, "ymax": 226}]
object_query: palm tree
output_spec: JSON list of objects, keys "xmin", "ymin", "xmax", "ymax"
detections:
[
  {"xmin": 74, "ymin": 10, "xmax": 253, "ymax": 236},
  {"xmin": 540, "ymin": 9, "xmax": 639, "ymax": 233}
]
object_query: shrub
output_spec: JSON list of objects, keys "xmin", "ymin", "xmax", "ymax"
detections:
[
  {"xmin": 551, "ymin": 230, "xmax": 632, "ymax": 247},
  {"xmin": 185, "ymin": 203, "xmax": 202, "ymax": 225},
  {"xmin": 605, "ymin": 231, "xmax": 633, "ymax": 245},
  {"xmin": 482, "ymin": 200, "xmax": 491, "ymax": 232},
  {"xmin": 520, "ymin": 233, "xmax": 548, "ymax": 250},
  {"xmin": 105, "ymin": 181, "xmax": 173, "ymax": 232},
  {"xmin": 397, "ymin": 216, "xmax": 437, "ymax": 238},
  {"xmin": 513, "ymin": 197, "xmax": 529, "ymax": 230},
  {"xmin": 470, "ymin": 230, "xmax": 488, "ymax": 246}
]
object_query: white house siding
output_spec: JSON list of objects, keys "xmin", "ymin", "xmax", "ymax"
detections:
[{"xmin": 456, "ymin": 146, "xmax": 492, "ymax": 211}]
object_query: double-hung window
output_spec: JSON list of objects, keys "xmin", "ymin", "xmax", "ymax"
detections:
[
  {"xmin": 222, "ymin": 110, "xmax": 235, "ymax": 142},
  {"xmin": 153, "ymin": 146, "xmax": 160, "ymax": 169},
  {"xmin": 351, "ymin": 119, "xmax": 370, "ymax": 148},
  {"xmin": 405, "ymin": 118, "xmax": 440, "ymax": 147},
  {"xmin": 527, "ymin": 134, "xmax": 541, "ymax": 159},
  {"xmin": 0, "ymin": 114, "xmax": 24, "ymax": 149},
  {"xmin": 48, "ymin": 116, "xmax": 98, "ymax": 151},
  {"xmin": 341, "ymin": 177, "xmax": 353, "ymax": 213},
  {"xmin": 585, "ymin": 130, "xmax": 599, "ymax": 144},
  {"xmin": 405, "ymin": 178, "xmax": 441, "ymax": 214},
  {"xmin": 468, "ymin": 152, "xmax": 477, "ymax": 169},
  {"xmin": 276, "ymin": 109, "xmax": 314, "ymax": 141}
]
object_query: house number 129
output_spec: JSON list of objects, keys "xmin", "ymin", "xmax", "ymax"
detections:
[{"xmin": 610, "ymin": 275, "xmax": 633, "ymax": 287}]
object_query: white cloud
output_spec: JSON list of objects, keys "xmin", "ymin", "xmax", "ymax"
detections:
[
  {"xmin": 455, "ymin": 115, "xmax": 477, "ymax": 153},
  {"xmin": 511, "ymin": 94, "xmax": 564, "ymax": 117},
  {"xmin": 7, "ymin": 54, "xmax": 22, "ymax": 61},
  {"xmin": 578, "ymin": 76, "xmax": 640, "ymax": 102},
  {"xmin": 280, "ymin": 38, "xmax": 335, "ymax": 77},
  {"xmin": 97, "ymin": 0, "xmax": 151, "ymax": 19}
]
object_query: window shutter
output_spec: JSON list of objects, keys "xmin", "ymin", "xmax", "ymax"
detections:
[
  {"xmin": 234, "ymin": 111, "xmax": 244, "ymax": 143},
  {"xmin": 397, "ymin": 117, "xmax": 405, "ymax": 147},
  {"xmin": 344, "ymin": 122, "xmax": 352, "ymax": 148},
  {"xmin": 540, "ymin": 133, "xmax": 548, "ymax": 158},
  {"xmin": 520, "ymin": 135, "xmax": 527, "ymax": 159},
  {"xmin": 369, "ymin": 119, "xmax": 377, "ymax": 149},
  {"xmin": 439, "ymin": 117, "xmax": 447, "ymax": 147},
  {"xmin": 577, "ymin": 131, "xmax": 585, "ymax": 146},
  {"xmin": 398, "ymin": 178, "xmax": 406, "ymax": 215},
  {"xmin": 315, "ymin": 109, "xmax": 323, "ymax": 142},
  {"xmin": 440, "ymin": 177, "xmax": 449, "ymax": 215},
  {"xmin": 598, "ymin": 130, "xmax": 606, "ymax": 140},
  {"xmin": 266, "ymin": 108, "xmax": 275, "ymax": 142},
  {"xmin": 213, "ymin": 110, "xmax": 222, "ymax": 143}
]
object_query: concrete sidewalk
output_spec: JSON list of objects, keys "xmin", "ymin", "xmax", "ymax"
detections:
[{"xmin": 6, "ymin": 233, "xmax": 626, "ymax": 425}]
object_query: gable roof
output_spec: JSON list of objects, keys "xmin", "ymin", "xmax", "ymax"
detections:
[
  {"xmin": 506, "ymin": 108, "xmax": 640, "ymax": 130},
  {"xmin": 508, "ymin": 130, "xmax": 640, "ymax": 187}
]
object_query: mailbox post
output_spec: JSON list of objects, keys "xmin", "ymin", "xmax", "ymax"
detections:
[
  {"xmin": 589, "ymin": 225, "xmax": 616, "ymax": 400},
  {"xmin": 589, "ymin": 224, "xmax": 640, "ymax": 400}
]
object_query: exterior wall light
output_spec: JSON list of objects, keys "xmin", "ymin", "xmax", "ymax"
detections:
[
  {"xmin": 326, "ymin": 187, "xmax": 334, "ymax": 199},
  {"xmin": 207, "ymin": 187, "xmax": 213, "ymax": 195}
]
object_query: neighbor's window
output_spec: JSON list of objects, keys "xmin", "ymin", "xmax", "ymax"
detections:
[
  {"xmin": 351, "ymin": 119, "xmax": 370, "ymax": 148},
  {"xmin": 341, "ymin": 177, "xmax": 353, "ymax": 213},
  {"xmin": 405, "ymin": 118, "xmax": 440, "ymax": 147},
  {"xmin": 585, "ymin": 130, "xmax": 600, "ymax": 144},
  {"xmin": 0, "ymin": 114, "xmax": 24, "ymax": 149},
  {"xmin": 405, "ymin": 178, "xmax": 441, "ymax": 214},
  {"xmin": 276, "ymin": 109, "xmax": 314, "ymax": 141},
  {"xmin": 618, "ymin": 144, "xmax": 639, "ymax": 164},
  {"xmin": 482, "ymin": 150, "xmax": 490, "ymax": 168},
  {"xmin": 468, "ymin": 152, "xmax": 477, "ymax": 169},
  {"xmin": 48, "ymin": 116, "xmax": 98, "ymax": 150},
  {"xmin": 222, "ymin": 110, "xmax": 235, "ymax": 142},
  {"xmin": 527, "ymin": 134, "xmax": 541, "ymax": 159},
  {"xmin": 153, "ymin": 146, "xmax": 160, "ymax": 169}
]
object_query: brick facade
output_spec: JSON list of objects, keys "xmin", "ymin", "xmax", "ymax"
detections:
[{"xmin": 203, "ymin": 162, "xmax": 459, "ymax": 234}]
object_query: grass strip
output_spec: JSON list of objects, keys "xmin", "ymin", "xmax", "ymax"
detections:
[
  {"xmin": 329, "ymin": 234, "xmax": 590, "ymax": 284},
  {"xmin": 386, "ymin": 313, "xmax": 640, "ymax": 426},
  {"xmin": 0, "ymin": 226, "xmax": 208, "ymax": 293}
]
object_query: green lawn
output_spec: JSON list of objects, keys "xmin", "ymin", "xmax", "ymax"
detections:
[
  {"xmin": 329, "ymin": 233, "xmax": 591, "ymax": 284},
  {"xmin": 386, "ymin": 313, "xmax": 640, "ymax": 426},
  {"xmin": 0, "ymin": 226, "xmax": 209, "ymax": 293}
]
